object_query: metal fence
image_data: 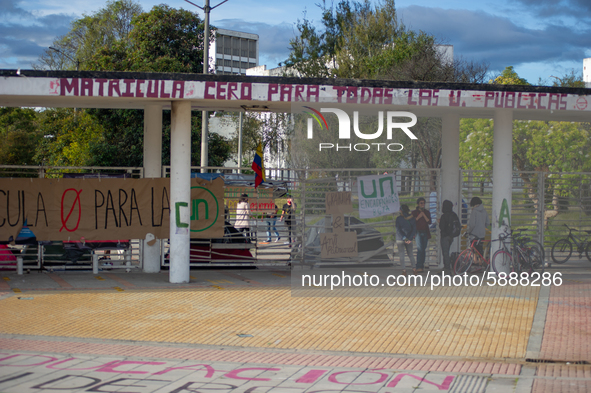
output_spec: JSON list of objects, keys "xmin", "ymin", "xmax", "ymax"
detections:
[
  {"xmin": 460, "ymin": 170, "xmax": 591, "ymax": 260},
  {"xmin": 294, "ymin": 168, "xmax": 441, "ymax": 269},
  {"xmin": 3, "ymin": 164, "xmax": 591, "ymax": 270}
]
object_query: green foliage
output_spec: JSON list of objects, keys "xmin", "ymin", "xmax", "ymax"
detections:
[
  {"xmin": 84, "ymin": 109, "xmax": 144, "ymax": 166},
  {"xmin": 35, "ymin": 0, "xmax": 143, "ymax": 71},
  {"xmin": 87, "ymin": 5, "xmax": 208, "ymax": 73},
  {"xmin": 0, "ymin": 108, "xmax": 42, "ymax": 165},
  {"xmin": 459, "ymin": 118, "xmax": 494, "ymax": 171},
  {"xmin": 86, "ymin": 109, "xmax": 232, "ymax": 167},
  {"xmin": 32, "ymin": 1, "xmax": 232, "ymax": 168},
  {"xmin": 548, "ymin": 69, "xmax": 586, "ymax": 88},
  {"xmin": 35, "ymin": 108, "xmax": 106, "ymax": 167},
  {"xmin": 285, "ymin": 0, "xmax": 488, "ymax": 170},
  {"xmin": 490, "ymin": 66, "xmax": 529, "ymax": 85}
]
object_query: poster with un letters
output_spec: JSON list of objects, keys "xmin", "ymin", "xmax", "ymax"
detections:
[{"xmin": 357, "ymin": 174, "xmax": 400, "ymax": 219}]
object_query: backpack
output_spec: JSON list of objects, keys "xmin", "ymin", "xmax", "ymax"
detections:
[{"xmin": 450, "ymin": 213, "xmax": 461, "ymax": 237}]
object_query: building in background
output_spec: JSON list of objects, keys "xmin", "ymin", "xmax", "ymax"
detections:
[
  {"xmin": 211, "ymin": 29, "xmax": 259, "ymax": 75},
  {"xmin": 207, "ymin": 29, "xmax": 260, "ymax": 170}
]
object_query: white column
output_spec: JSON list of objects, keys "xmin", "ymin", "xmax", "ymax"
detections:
[
  {"xmin": 441, "ymin": 114, "xmax": 460, "ymax": 207},
  {"xmin": 143, "ymin": 104, "xmax": 163, "ymax": 273},
  {"xmin": 169, "ymin": 101, "xmax": 192, "ymax": 283},
  {"xmin": 492, "ymin": 109, "xmax": 513, "ymax": 272},
  {"xmin": 441, "ymin": 114, "xmax": 461, "ymax": 261}
]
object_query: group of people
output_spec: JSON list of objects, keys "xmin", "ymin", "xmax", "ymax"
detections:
[
  {"xmin": 395, "ymin": 196, "xmax": 490, "ymax": 274},
  {"xmin": 233, "ymin": 194, "xmax": 296, "ymax": 244}
]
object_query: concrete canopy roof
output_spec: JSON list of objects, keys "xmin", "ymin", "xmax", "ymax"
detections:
[{"xmin": 1, "ymin": 69, "xmax": 591, "ymax": 122}]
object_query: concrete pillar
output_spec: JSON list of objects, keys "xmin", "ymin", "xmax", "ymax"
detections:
[
  {"xmin": 441, "ymin": 114, "xmax": 461, "ymax": 261},
  {"xmin": 491, "ymin": 109, "xmax": 513, "ymax": 272},
  {"xmin": 143, "ymin": 104, "xmax": 163, "ymax": 273},
  {"xmin": 441, "ymin": 114, "xmax": 460, "ymax": 207},
  {"xmin": 169, "ymin": 101, "xmax": 192, "ymax": 283}
]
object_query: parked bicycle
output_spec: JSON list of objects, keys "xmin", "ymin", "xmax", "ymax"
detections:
[
  {"xmin": 550, "ymin": 224, "xmax": 591, "ymax": 263},
  {"xmin": 491, "ymin": 228, "xmax": 545, "ymax": 275},
  {"xmin": 453, "ymin": 233, "xmax": 490, "ymax": 275}
]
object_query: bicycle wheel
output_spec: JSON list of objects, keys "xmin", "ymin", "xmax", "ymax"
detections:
[
  {"xmin": 492, "ymin": 249, "xmax": 513, "ymax": 275},
  {"xmin": 454, "ymin": 249, "xmax": 474, "ymax": 275},
  {"xmin": 551, "ymin": 239, "xmax": 572, "ymax": 263},
  {"xmin": 525, "ymin": 240, "xmax": 545, "ymax": 273},
  {"xmin": 585, "ymin": 242, "xmax": 591, "ymax": 262}
]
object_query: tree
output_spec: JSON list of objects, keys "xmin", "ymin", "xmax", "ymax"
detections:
[
  {"xmin": 35, "ymin": 108, "xmax": 106, "ymax": 167},
  {"xmin": 460, "ymin": 67, "xmax": 591, "ymax": 226},
  {"xmin": 34, "ymin": 1, "xmax": 232, "ymax": 168},
  {"xmin": 490, "ymin": 66, "xmax": 529, "ymax": 85},
  {"xmin": 0, "ymin": 108, "xmax": 42, "ymax": 166},
  {"xmin": 35, "ymin": 0, "xmax": 143, "ymax": 71},
  {"xmin": 87, "ymin": 5, "xmax": 210, "ymax": 73},
  {"xmin": 285, "ymin": 0, "xmax": 488, "ymax": 171}
]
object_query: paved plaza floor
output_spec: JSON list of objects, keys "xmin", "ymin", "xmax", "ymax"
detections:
[{"xmin": 0, "ymin": 260, "xmax": 590, "ymax": 392}]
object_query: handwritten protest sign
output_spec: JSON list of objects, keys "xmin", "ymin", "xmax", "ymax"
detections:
[
  {"xmin": 0, "ymin": 177, "xmax": 224, "ymax": 242},
  {"xmin": 325, "ymin": 192, "xmax": 352, "ymax": 215},
  {"xmin": 225, "ymin": 186, "xmax": 275, "ymax": 213},
  {"xmin": 357, "ymin": 174, "xmax": 399, "ymax": 219},
  {"xmin": 320, "ymin": 232, "xmax": 358, "ymax": 259}
]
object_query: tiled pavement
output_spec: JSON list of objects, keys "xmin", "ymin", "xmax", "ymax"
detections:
[{"xmin": 0, "ymin": 261, "xmax": 590, "ymax": 392}]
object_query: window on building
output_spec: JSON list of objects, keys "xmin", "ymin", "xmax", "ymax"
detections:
[
  {"xmin": 224, "ymin": 36, "xmax": 231, "ymax": 55},
  {"xmin": 241, "ymin": 39, "xmax": 248, "ymax": 57},
  {"xmin": 249, "ymin": 40, "xmax": 256, "ymax": 58},
  {"xmin": 232, "ymin": 37, "xmax": 240, "ymax": 56}
]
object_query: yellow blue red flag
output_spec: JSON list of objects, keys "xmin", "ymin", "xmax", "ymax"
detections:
[{"xmin": 251, "ymin": 142, "xmax": 265, "ymax": 188}]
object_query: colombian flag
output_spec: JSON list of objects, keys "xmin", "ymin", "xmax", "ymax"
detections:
[{"xmin": 251, "ymin": 142, "xmax": 265, "ymax": 188}]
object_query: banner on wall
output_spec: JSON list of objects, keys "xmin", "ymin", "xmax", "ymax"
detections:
[
  {"xmin": 0, "ymin": 177, "xmax": 224, "ymax": 242},
  {"xmin": 357, "ymin": 174, "xmax": 400, "ymax": 219}
]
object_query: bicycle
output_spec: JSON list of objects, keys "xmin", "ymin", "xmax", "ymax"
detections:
[
  {"xmin": 491, "ymin": 228, "xmax": 544, "ymax": 275},
  {"xmin": 511, "ymin": 229, "xmax": 545, "ymax": 274},
  {"xmin": 453, "ymin": 233, "xmax": 490, "ymax": 275},
  {"xmin": 550, "ymin": 224, "xmax": 591, "ymax": 263}
]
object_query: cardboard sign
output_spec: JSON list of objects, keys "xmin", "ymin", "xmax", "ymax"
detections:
[
  {"xmin": 325, "ymin": 192, "xmax": 353, "ymax": 215},
  {"xmin": 331, "ymin": 215, "xmax": 345, "ymax": 233},
  {"xmin": 320, "ymin": 232, "xmax": 358, "ymax": 259},
  {"xmin": 0, "ymin": 177, "xmax": 224, "ymax": 242},
  {"xmin": 357, "ymin": 174, "xmax": 400, "ymax": 219}
]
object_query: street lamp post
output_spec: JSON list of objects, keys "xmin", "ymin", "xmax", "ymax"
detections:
[
  {"xmin": 48, "ymin": 47, "xmax": 80, "ymax": 71},
  {"xmin": 184, "ymin": 0, "xmax": 228, "ymax": 173},
  {"xmin": 49, "ymin": 47, "xmax": 80, "ymax": 113}
]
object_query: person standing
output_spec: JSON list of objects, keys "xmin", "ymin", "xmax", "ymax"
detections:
[
  {"xmin": 280, "ymin": 196, "xmax": 295, "ymax": 245},
  {"xmin": 263, "ymin": 203, "xmax": 280, "ymax": 243},
  {"xmin": 395, "ymin": 204, "xmax": 417, "ymax": 275},
  {"xmin": 467, "ymin": 196, "xmax": 490, "ymax": 257},
  {"xmin": 412, "ymin": 197, "xmax": 432, "ymax": 272},
  {"xmin": 438, "ymin": 200, "xmax": 460, "ymax": 272},
  {"xmin": 235, "ymin": 194, "xmax": 252, "ymax": 241}
]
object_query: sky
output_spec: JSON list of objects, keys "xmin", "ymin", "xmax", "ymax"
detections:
[{"xmin": 1, "ymin": 0, "xmax": 590, "ymax": 85}]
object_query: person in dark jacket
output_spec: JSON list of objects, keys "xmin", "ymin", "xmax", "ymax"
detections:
[
  {"xmin": 438, "ymin": 199, "xmax": 459, "ymax": 271},
  {"xmin": 395, "ymin": 204, "xmax": 417, "ymax": 275},
  {"xmin": 412, "ymin": 197, "xmax": 432, "ymax": 272}
]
